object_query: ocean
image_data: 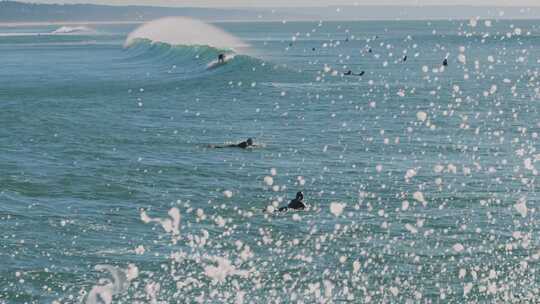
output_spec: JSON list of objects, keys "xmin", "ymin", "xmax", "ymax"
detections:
[{"xmin": 0, "ymin": 18, "xmax": 539, "ymax": 303}]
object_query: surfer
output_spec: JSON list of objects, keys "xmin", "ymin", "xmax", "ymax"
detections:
[
  {"xmin": 403, "ymin": 55, "xmax": 408, "ymax": 62},
  {"xmin": 343, "ymin": 70, "xmax": 365, "ymax": 76},
  {"xmin": 218, "ymin": 53, "xmax": 225, "ymax": 63},
  {"xmin": 211, "ymin": 138, "xmax": 255, "ymax": 149},
  {"xmin": 234, "ymin": 138, "xmax": 254, "ymax": 149},
  {"xmin": 278, "ymin": 192, "xmax": 306, "ymax": 212},
  {"xmin": 443, "ymin": 58, "xmax": 448, "ymax": 66}
]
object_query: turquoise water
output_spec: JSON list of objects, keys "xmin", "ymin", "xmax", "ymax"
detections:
[{"xmin": 1, "ymin": 19, "xmax": 539, "ymax": 303}]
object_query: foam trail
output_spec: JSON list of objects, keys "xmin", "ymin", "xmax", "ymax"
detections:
[
  {"xmin": 124, "ymin": 17, "xmax": 248, "ymax": 51},
  {"xmin": 52, "ymin": 26, "xmax": 93, "ymax": 34}
]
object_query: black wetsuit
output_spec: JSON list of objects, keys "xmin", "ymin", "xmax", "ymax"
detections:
[
  {"xmin": 213, "ymin": 140, "xmax": 252, "ymax": 149},
  {"xmin": 223, "ymin": 140, "xmax": 252, "ymax": 149},
  {"xmin": 344, "ymin": 70, "xmax": 365, "ymax": 76},
  {"xmin": 278, "ymin": 198, "xmax": 306, "ymax": 212},
  {"xmin": 443, "ymin": 58, "xmax": 448, "ymax": 66},
  {"xmin": 236, "ymin": 141, "xmax": 250, "ymax": 149}
]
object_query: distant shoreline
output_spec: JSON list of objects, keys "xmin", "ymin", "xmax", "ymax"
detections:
[
  {"xmin": 3, "ymin": 1, "xmax": 540, "ymax": 26},
  {"xmin": 0, "ymin": 21, "xmax": 144, "ymax": 27},
  {"xmin": 2, "ymin": 17, "xmax": 540, "ymax": 27}
]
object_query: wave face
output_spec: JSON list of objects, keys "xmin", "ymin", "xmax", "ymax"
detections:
[{"xmin": 124, "ymin": 39, "xmax": 262, "ymax": 79}]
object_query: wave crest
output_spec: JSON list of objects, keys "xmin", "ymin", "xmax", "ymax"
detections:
[{"xmin": 124, "ymin": 17, "xmax": 249, "ymax": 51}]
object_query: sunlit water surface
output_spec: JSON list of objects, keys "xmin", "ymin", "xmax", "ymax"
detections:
[{"xmin": 0, "ymin": 19, "xmax": 539, "ymax": 303}]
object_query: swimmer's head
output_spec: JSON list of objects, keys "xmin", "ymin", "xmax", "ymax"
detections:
[
  {"xmin": 247, "ymin": 138, "xmax": 253, "ymax": 146},
  {"xmin": 296, "ymin": 191, "xmax": 304, "ymax": 200}
]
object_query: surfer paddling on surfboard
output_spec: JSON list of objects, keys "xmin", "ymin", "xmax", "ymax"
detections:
[
  {"xmin": 210, "ymin": 138, "xmax": 256, "ymax": 149},
  {"xmin": 278, "ymin": 192, "xmax": 306, "ymax": 212}
]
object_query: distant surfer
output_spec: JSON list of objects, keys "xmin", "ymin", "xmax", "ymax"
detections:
[
  {"xmin": 343, "ymin": 70, "xmax": 365, "ymax": 76},
  {"xmin": 218, "ymin": 53, "xmax": 225, "ymax": 63},
  {"xmin": 234, "ymin": 138, "xmax": 254, "ymax": 149},
  {"xmin": 278, "ymin": 192, "xmax": 306, "ymax": 212},
  {"xmin": 403, "ymin": 55, "xmax": 408, "ymax": 62},
  {"xmin": 211, "ymin": 138, "xmax": 255, "ymax": 149},
  {"xmin": 442, "ymin": 58, "xmax": 448, "ymax": 66}
]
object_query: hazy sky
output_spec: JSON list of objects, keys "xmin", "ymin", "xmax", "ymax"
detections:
[{"xmin": 22, "ymin": 0, "xmax": 540, "ymax": 8}]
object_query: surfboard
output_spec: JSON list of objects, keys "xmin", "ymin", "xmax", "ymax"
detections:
[
  {"xmin": 206, "ymin": 54, "xmax": 235, "ymax": 70},
  {"xmin": 207, "ymin": 61, "xmax": 227, "ymax": 70}
]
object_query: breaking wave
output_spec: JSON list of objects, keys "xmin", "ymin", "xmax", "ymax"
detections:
[
  {"xmin": 52, "ymin": 26, "xmax": 94, "ymax": 34},
  {"xmin": 123, "ymin": 18, "xmax": 264, "ymax": 76}
]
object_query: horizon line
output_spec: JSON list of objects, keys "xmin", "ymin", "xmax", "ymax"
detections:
[
  {"xmin": 6, "ymin": 1, "xmax": 540, "ymax": 9},
  {"xmin": 3, "ymin": 16, "xmax": 540, "ymax": 27}
]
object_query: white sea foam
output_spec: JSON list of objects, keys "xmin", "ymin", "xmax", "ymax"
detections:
[
  {"xmin": 86, "ymin": 264, "xmax": 138, "ymax": 304},
  {"xmin": 330, "ymin": 202, "xmax": 346, "ymax": 216},
  {"xmin": 52, "ymin": 26, "xmax": 93, "ymax": 34},
  {"xmin": 413, "ymin": 191, "xmax": 427, "ymax": 206},
  {"xmin": 453, "ymin": 243, "xmax": 465, "ymax": 253},
  {"xmin": 141, "ymin": 207, "xmax": 181, "ymax": 243},
  {"xmin": 203, "ymin": 256, "xmax": 250, "ymax": 283},
  {"xmin": 514, "ymin": 197, "xmax": 528, "ymax": 217}
]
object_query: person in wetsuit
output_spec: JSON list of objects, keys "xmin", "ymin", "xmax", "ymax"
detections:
[
  {"xmin": 211, "ymin": 138, "xmax": 254, "ymax": 149},
  {"xmin": 218, "ymin": 53, "xmax": 225, "ymax": 63},
  {"xmin": 227, "ymin": 138, "xmax": 253, "ymax": 149},
  {"xmin": 234, "ymin": 138, "xmax": 253, "ymax": 149},
  {"xmin": 443, "ymin": 58, "xmax": 448, "ymax": 66},
  {"xmin": 344, "ymin": 70, "xmax": 365, "ymax": 76},
  {"xmin": 278, "ymin": 192, "xmax": 306, "ymax": 211}
]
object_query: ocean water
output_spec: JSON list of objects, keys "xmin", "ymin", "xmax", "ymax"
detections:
[{"xmin": 0, "ymin": 18, "xmax": 539, "ymax": 303}]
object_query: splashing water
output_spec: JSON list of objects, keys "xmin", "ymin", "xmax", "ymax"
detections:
[
  {"xmin": 141, "ymin": 207, "xmax": 181, "ymax": 243},
  {"xmin": 2, "ymin": 18, "xmax": 540, "ymax": 303},
  {"xmin": 85, "ymin": 264, "xmax": 138, "ymax": 304},
  {"xmin": 51, "ymin": 26, "xmax": 94, "ymax": 34},
  {"xmin": 124, "ymin": 17, "xmax": 249, "ymax": 50}
]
